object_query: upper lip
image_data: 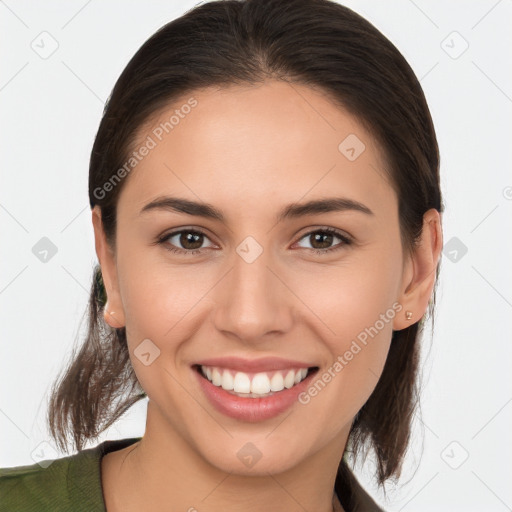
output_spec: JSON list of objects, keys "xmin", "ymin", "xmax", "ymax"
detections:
[{"xmin": 194, "ymin": 356, "xmax": 317, "ymax": 373}]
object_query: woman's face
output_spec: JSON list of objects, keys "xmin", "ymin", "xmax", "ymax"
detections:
[{"xmin": 95, "ymin": 80, "xmax": 419, "ymax": 475}]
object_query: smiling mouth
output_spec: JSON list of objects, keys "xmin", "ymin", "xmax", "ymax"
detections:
[{"xmin": 193, "ymin": 364, "xmax": 319, "ymax": 398}]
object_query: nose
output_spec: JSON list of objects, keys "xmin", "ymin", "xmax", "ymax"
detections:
[{"xmin": 211, "ymin": 244, "xmax": 294, "ymax": 345}]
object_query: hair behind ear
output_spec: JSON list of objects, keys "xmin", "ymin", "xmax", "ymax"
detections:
[
  {"xmin": 47, "ymin": 264, "xmax": 146, "ymax": 453},
  {"xmin": 348, "ymin": 324, "xmax": 420, "ymax": 485}
]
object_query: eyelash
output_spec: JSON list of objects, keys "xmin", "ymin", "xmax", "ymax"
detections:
[{"xmin": 156, "ymin": 227, "xmax": 352, "ymax": 257}]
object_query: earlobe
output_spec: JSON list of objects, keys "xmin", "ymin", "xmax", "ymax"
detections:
[
  {"xmin": 103, "ymin": 306, "xmax": 125, "ymax": 329},
  {"xmin": 393, "ymin": 208, "xmax": 443, "ymax": 331},
  {"xmin": 91, "ymin": 207, "xmax": 126, "ymax": 329}
]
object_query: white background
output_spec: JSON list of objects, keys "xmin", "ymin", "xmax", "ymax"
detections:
[{"xmin": 1, "ymin": 1, "xmax": 511, "ymax": 510}]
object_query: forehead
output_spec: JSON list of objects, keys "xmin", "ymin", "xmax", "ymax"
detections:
[{"xmin": 118, "ymin": 81, "xmax": 395, "ymax": 220}]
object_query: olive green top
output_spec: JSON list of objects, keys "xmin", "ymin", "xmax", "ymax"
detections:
[{"xmin": 0, "ymin": 437, "xmax": 384, "ymax": 511}]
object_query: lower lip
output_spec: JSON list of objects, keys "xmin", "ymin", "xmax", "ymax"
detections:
[{"xmin": 194, "ymin": 366, "xmax": 318, "ymax": 422}]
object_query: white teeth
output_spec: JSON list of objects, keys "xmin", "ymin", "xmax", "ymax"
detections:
[
  {"xmin": 221, "ymin": 370, "xmax": 234, "ymax": 390},
  {"xmin": 284, "ymin": 370, "xmax": 295, "ymax": 389},
  {"xmin": 270, "ymin": 372, "xmax": 285, "ymax": 392},
  {"xmin": 251, "ymin": 373, "xmax": 271, "ymax": 394},
  {"xmin": 201, "ymin": 365, "xmax": 310, "ymax": 396},
  {"xmin": 212, "ymin": 368, "xmax": 222, "ymax": 386},
  {"xmin": 233, "ymin": 372, "xmax": 251, "ymax": 393}
]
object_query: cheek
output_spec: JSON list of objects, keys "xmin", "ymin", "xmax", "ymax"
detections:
[
  {"xmin": 290, "ymin": 250, "xmax": 400, "ymax": 412},
  {"xmin": 290, "ymin": 247, "xmax": 401, "ymax": 342},
  {"xmin": 116, "ymin": 245, "xmax": 219, "ymax": 365},
  {"xmin": 115, "ymin": 257, "xmax": 210, "ymax": 404},
  {"xmin": 116, "ymin": 231, "xmax": 200, "ymax": 326},
  {"xmin": 295, "ymin": 277, "xmax": 396, "ymax": 431}
]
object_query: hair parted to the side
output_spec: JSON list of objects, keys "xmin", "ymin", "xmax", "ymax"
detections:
[{"xmin": 47, "ymin": 0, "xmax": 443, "ymax": 489}]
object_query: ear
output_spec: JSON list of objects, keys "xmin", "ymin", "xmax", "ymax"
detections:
[
  {"xmin": 393, "ymin": 208, "xmax": 443, "ymax": 331},
  {"xmin": 91, "ymin": 206, "xmax": 126, "ymax": 329}
]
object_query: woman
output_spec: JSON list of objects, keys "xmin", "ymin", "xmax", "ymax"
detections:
[{"xmin": 0, "ymin": 0, "xmax": 443, "ymax": 510}]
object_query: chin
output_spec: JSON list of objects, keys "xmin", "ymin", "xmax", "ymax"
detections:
[{"xmin": 195, "ymin": 434, "xmax": 312, "ymax": 477}]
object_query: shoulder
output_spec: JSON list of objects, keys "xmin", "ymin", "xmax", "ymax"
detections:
[
  {"xmin": 0, "ymin": 444, "xmax": 104, "ymax": 512},
  {"xmin": 0, "ymin": 438, "xmax": 141, "ymax": 512}
]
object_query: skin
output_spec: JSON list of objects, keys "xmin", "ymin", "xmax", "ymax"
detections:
[{"xmin": 93, "ymin": 80, "xmax": 443, "ymax": 512}]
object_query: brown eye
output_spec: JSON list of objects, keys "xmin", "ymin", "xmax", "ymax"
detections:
[
  {"xmin": 158, "ymin": 229, "xmax": 214, "ymax": 254},
  {"xmin": 295, "ymin": 228, "xmax": 352, "ymax": 254},
  {"xmin": 177, "ymin": 232, "xmax": 204, "ymax": 250},
  {"xmin": 309, "ymin": 232, "xmax": 335, "ymax": 249}
]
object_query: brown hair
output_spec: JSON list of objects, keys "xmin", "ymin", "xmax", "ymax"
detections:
[{"xmin": 47, "ymin": 0, "xmax": 443, "ymax": 489}]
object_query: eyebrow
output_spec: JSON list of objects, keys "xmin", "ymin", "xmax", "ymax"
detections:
[{"xmin": 140, "ymin": 196, "xmax": 374, "ymax": 222}]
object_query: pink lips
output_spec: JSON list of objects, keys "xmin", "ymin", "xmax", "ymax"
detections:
[{"xmin": 193, "ymin": 357, "xmax": 319, "ymax": 422}]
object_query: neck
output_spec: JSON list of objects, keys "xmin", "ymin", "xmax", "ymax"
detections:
[{"xmin": 106, "ymin": 400, "xmax": 348, "ymax": 512}]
